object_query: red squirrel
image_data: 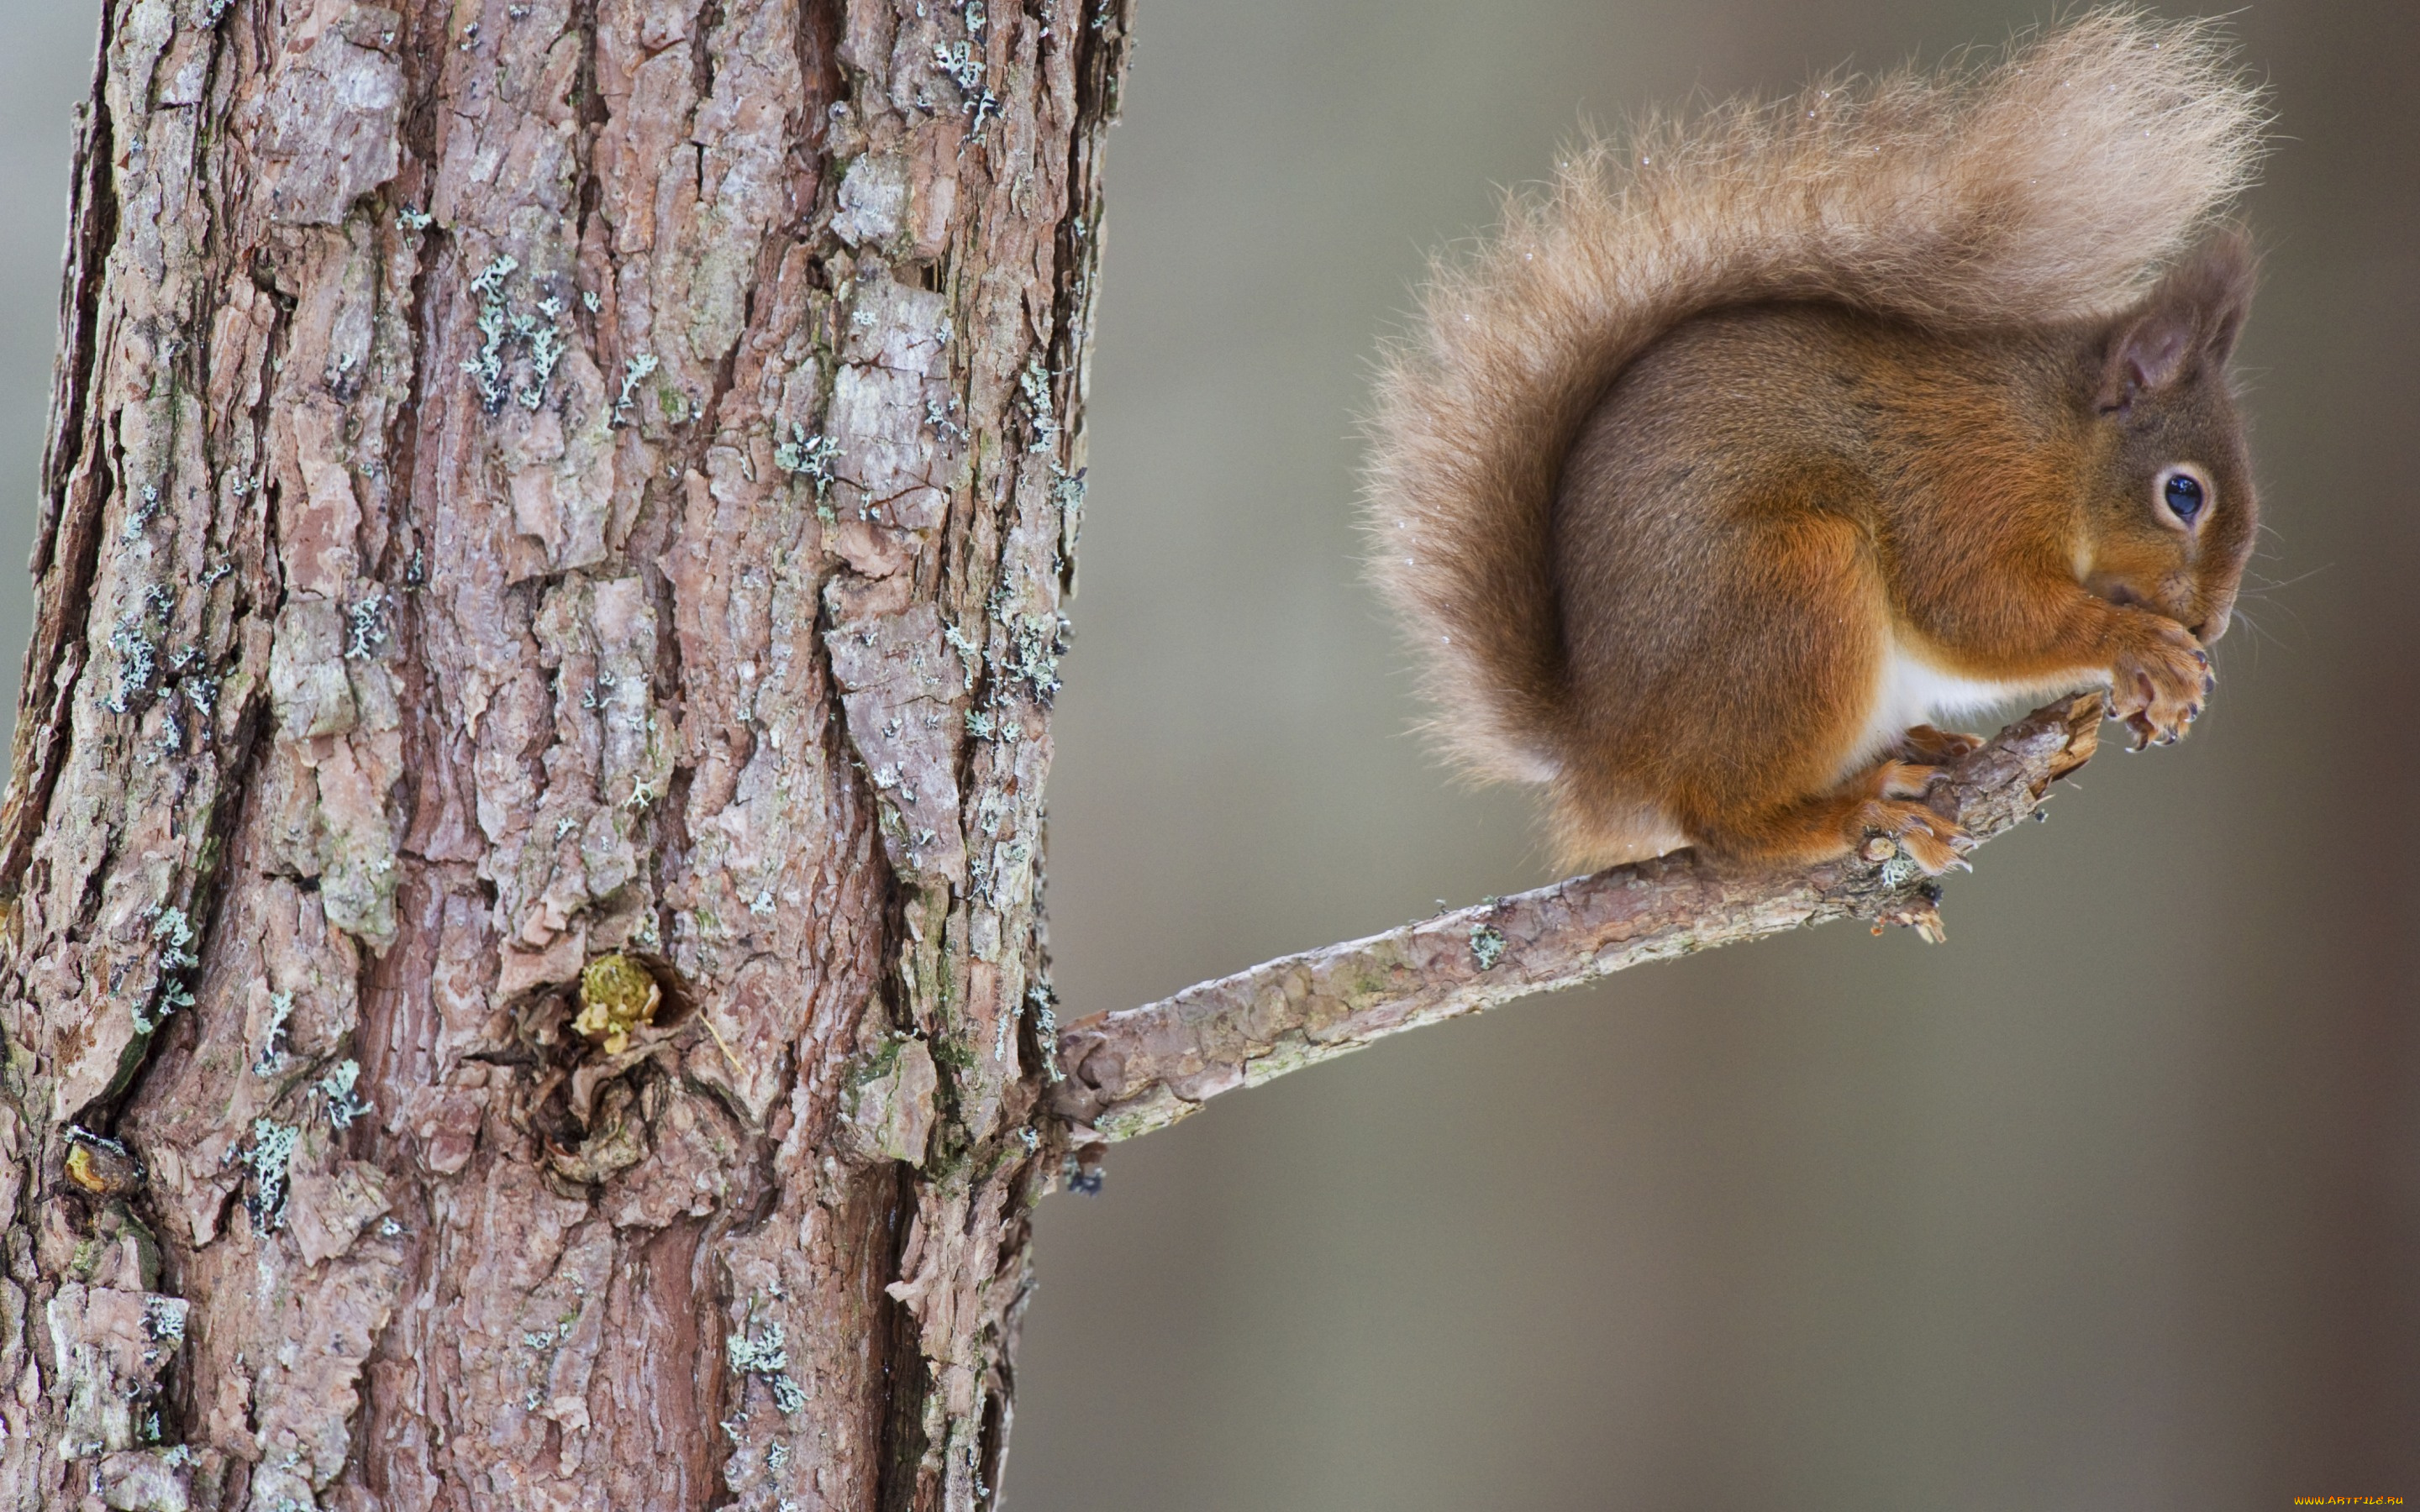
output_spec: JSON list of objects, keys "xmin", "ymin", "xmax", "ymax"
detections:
[{"xmin": 1366, "ymin": 13, "xmax": 2265, "ymax": 875}]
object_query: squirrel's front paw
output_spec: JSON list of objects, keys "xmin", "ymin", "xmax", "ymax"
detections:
[{"xmin": 2107, "ymin": 617, "xmax": 2212, "ymax": 751}]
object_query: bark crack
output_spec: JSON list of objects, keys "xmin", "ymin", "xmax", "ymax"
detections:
[{"xmin": 3, "ymin": 1, "xmax": 1133, "ymax": 1504}]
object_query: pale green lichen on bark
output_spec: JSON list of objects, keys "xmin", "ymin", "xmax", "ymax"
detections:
[{"xmin": 0, "ymin": 1, "xmax": 1135, "ymax": 1508}]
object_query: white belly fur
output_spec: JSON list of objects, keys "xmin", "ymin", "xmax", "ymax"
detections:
[{"xmin": 1841, "ymin": 636, "xmax": 2107, "ymax": 779}]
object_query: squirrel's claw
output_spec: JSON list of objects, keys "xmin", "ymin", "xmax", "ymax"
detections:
[{"xmin": 2107, "ymin": 616, "xmax": 2209, "ymax": 750}]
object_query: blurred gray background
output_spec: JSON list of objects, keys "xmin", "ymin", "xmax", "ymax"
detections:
[
  {"xmin": 1, "ymin": 3, "xmax": 2411, "ymax": 1509},
  {"xmin": 1016, "ymin": 2, "xmax": 2419, "ymax": 1508}
]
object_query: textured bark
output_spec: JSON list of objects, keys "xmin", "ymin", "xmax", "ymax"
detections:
[
  {"xmin": 0, "ymin": 1, "xmax": 1129, "ymax": 1508},
  {"xmin": 1053, "ymin": 696, "xmax": 2106, "ymax": 1145}
]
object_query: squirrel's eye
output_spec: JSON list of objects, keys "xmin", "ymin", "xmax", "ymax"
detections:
[{"xmin": 2161, "ymin": 471, "xmax": 2206, "ymax": 526}]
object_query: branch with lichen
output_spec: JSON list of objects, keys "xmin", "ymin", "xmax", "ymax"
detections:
[{"xmin": 1050, "ymin": 695, "xmax": 2105, "ymax": 1146}]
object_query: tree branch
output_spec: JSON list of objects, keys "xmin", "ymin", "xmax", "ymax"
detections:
[{"xmin": 1050, "ymin": 695, "xmax": 2105, "ymax": 1144}]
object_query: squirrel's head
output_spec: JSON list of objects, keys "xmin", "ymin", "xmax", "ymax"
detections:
[{"xmin": 2075, "ymin": 232, "xmax": 2259, "ymax": 644}]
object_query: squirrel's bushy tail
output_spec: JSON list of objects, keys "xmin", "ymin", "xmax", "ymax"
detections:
[{"xmin": 1365, "ymin": 11, "xmax": 2264, "ymax": 785}]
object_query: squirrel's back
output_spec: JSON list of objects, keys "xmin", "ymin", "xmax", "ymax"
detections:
[{"xmin": 1364, "ymin": 12, "xmax": 2264, "ymax": 793}]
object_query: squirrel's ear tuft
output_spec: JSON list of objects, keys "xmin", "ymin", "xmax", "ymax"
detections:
[{"xmin": 2096, "ymin": 230, "xmax": 2258, "ymax": 411}]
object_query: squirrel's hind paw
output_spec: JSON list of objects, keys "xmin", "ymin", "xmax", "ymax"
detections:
[
  {"xmin": 1855, "ymin": 762, "xmax": 1971, "ymax": 874},
  {"xmin": 1892, "ymin": 724, "xmax": 1986, "ymax": 765},
  {"xmin": 1688, "ymin": 761, "xmax": 1970, "ymax": 874},
  {"xmin": 1864, "ymin": 801, "xmax": 1973, "ymax": 874}
]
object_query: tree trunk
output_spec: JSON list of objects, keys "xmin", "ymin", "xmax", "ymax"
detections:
[{"xmin": 0, "ymin": 1, "xmax": 1128, "ymax": 1506}]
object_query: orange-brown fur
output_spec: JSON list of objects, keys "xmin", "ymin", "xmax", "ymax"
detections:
[{"xmin": 1365, "ymin": 13, "xmax": 2265, "ymax": 874}]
